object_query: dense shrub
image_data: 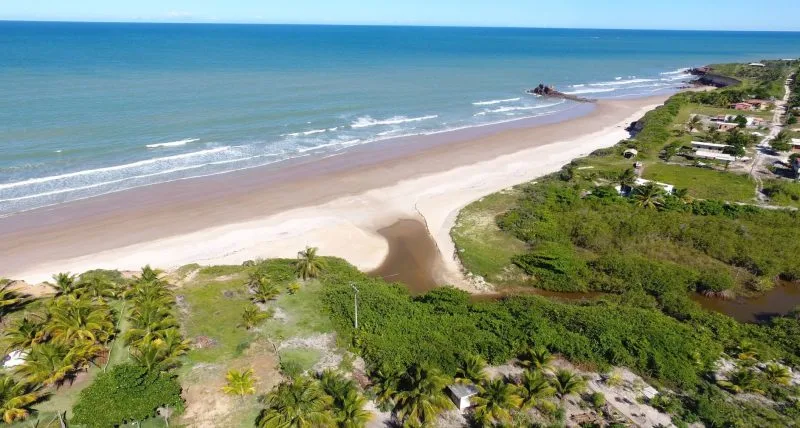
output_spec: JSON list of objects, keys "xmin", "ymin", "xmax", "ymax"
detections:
[{"xmin": 71, "ymin": 364, "xmax": 183, "ymax": 427}]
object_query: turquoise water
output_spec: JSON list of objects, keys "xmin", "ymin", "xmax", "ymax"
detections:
[{"xmin": 2, "ymin": 22, "xmax": 800, "ymax": 215}]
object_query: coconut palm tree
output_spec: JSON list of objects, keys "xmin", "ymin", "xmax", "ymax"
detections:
[
  {"xmin": 519, "ymin": 347, "xmax": 554, "ymax": 373},
  {"xmin": 258, "ymin": 377, "xmax": 334, "ymax": 428},
  {"xmin": 48, "ymin": 273, "xmax": 80, "ymax": 297},
  {"xmin": 471, "ymin": 378, "xmax": 522, "ymax": 427},
  {"xmin": 687, "ymin": 115, "xmax": 703, "ymax": 133},
  {"xmin": 136, "ymin": 265, "xmax": 163, "ymax": 284},
  {"xmin": 0, "ymin": 375, "xmax": 39, "ymax": 424},
  {"xmin": 294, "ymin": 247, "xmax": 327, "ymax": 280},
  {"xmin": 371, "ymin": 368, "xmax": 401, "ymax": 409},
  {"xmin": 124, "ymin": 304, "xmax": 179, "ymax": 346},
  {"xmin": 393, "ymin": 364, "xmax": 454, "ymax": 427},
  {"xmin": 0, "ymin": 281, "xmax": 26, "ymax": 322},
  {"xmin": 456, "ymin": 355, "xmax": 488, "ymax": 385},
  {"xmin": 673, "ymin": 188, "xmax": 692, "ymax": 203},
  {"xmin": 762, "ymin": 363, "xmax": 791, "ymax": 386},
  {"xmin": 222, "ymin": 368, "xmax": 257, "ymax": 397},
  {"xmin": 3, "ymin": 316, "xmax": 46, "ymax": 350},
  {"xmin": 550, "ymin": 369, "xmax": 586, "ymax": 402},
  {"xmin": 15, "ymin": 342, "xmax": 75, "ymax": 386},
  {"xmin": 46, "ymin": 296, "xmax": 114, "ymax": 346},
  {"xmin": 239, "ymin": 305, "xmax": 269, "ymax": 330},
  {"xmin": 77, "ymin": 273, "xmax": 117, "ymax": 300},
  {"xmin": 318, "ymin": 370, "xmax": 372, "ymax": 428},
  {"xmin": 736, "ymin": 340, "xmax": 760, "ymax": 365},
  {"xmin": 633, "ymin": 183, "xmax": 665, "ymax": 209},
  {"xmin": 718, "ymin": 369, "xmax": 763, "ymax": 394},
  {"xmin": 618, "ymin": 168, "xmax": 638, "ymax": 193},
  {"xmin": 517, "ymin": 369, "xmax": 555, "ymax": 411},
  {"xmin": 251, "ymin": 278, "xmax": 281, "ymax": 304}
]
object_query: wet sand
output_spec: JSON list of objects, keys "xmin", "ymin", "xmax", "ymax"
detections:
[
  {"xmin": 0, "ymin": 95, "xmax": 668, "ymax": 285},
  {"xmin": 369, "ymin": 219, "xmax": 441, "ymax": 294}
]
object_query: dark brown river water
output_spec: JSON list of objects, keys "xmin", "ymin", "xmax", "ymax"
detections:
[{"xmin": 369, "ymin": 219, "xmax": 800, "ymax": 323}]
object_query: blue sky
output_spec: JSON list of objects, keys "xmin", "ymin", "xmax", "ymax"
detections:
[{"xmin": 2, "ymin": 0, "xmax": 799, "ymax": 31}]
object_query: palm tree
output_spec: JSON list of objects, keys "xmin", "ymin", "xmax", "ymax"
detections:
[
  {"xmin": 251, "ymin": 278, "xmax": 280, "ymax": 304},
  {"xmin": 136, "ymin": 265, "xmax": 163, "ymax": 284},
  {"xmin": 618, "ymin": 168, "xmax": 637, "ymax": 193},
  {"xmin": 15, "ymin": 342, "xmax": 75, "ymax": 386},
  {"xmin": 519, "ymin": 347, "xmax": 553, "ymax": 373},
  {"xmin": 294, "ymin": 247, "xmax": 327, "ymax": 280},
  {"xmin": 0, "ymin": 281, "xmax": 26, "ymax": 322},
  {"xmin": 318, "ymin": 370, "xmax": 372, "ymax": 428},
  {"xmin": 393, "ymin": 364, "xmax": 454, "ymax": 427},
  {"xmin": 718, "ymin": 369, "xmax": 763, "ymax": 394},
  {"xmin": 124, "ymin": 304, "xmax": 179, "ymax": 346},
  {"xmin": 239, "ymin": 305, "xmax": 269, "ymax": 330},
  {"xmin": 371, "ymin": 368, "xmax": 401, "ymax": 409},
  {"xmin": 762, "ymin": 363, "xmax": 791, "ymax": 386},
  {"xmin": 633, "ymin": 183, "xmax": 665, "ymax": 209},
  {"xmin": 0, "ymin": 375, "xmax": 39, "ymax": 424},
  {"xmin": 736, "ymin": 340, "xmax": 760, "ymax": 365},
  {"xmin": 456, "ymin": 355, "xmax": 488, "ymax": 385},
  {"xmin": 471, "ymin": 378, "xmax": 522, "ymax": 427},
  {"xmin": 687, "ymin": 115, "xmax": 702, "ymax": 133},
  {"xmin": 48, "ymin": 273, "xmax": 80, "ymax": 297},
  {"xmin": 517, "ymin": 369, "xmax": 555, "ymax": 411},
  {"xmin": 673, "ymin": 188, "xmax": 692, "ymax": 203},
  {"xmin": 222, "ymin": 368, "xmax": 257, "ymax": 397},
  {"xmin": 77, "ymin": 273, "xmax": 117, "ymax": 300},
  {"xmin": 3, "ymin": 316, "xmax": 46, "ymax": 350},
  {"xmin": 46, "ymin": 296, "xmax": 115, "ymax": 346},
  {"xmin": 130, "ymin": 331, "xmax": 188, "ymax": 373},
  {"xmin": 550, "ymin": 369, "xmax": 586, "ymax": 402},
  {"xmin": 258, "ymin": 377, "xmax": 334, "ymax": 428}
]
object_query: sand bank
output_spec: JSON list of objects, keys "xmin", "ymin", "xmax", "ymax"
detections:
[{"xmin": 0, "ymin": 95, "xmax": 669, "ymax": 287}]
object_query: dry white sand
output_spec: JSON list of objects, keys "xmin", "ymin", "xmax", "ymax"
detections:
[{"xmin": 4, "ymin": 100, "xmax": 663, "ymax": 287}]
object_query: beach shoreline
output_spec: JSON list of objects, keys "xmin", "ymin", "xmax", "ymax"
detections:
[{"xmin": 0, "ymin": 94, "xmax": 670, "ymax": 286}]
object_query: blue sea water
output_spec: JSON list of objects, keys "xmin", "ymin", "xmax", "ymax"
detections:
[{"xmin": 1, "ymin": 22, "xmax": 800, "ymax": 215}]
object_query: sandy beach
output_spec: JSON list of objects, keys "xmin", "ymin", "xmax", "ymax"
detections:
[{"xmin": 0, "ymin": 95, "xmax": 669, "ymax": 286}]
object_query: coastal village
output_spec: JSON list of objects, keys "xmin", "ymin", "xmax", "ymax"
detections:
[{"xmin": 2, "ymin": 59, "xmax": 800, "ymax": 428}]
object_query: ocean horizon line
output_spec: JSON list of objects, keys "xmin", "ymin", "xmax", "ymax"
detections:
[{"xmin": 2, "ymin": 19, "xmax": 800, "ymax": 34}]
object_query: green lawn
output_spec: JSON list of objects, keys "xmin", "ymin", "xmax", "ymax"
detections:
[{"xmin": 643, "ymin": 163, "xmax": 756, "ymax": 202}]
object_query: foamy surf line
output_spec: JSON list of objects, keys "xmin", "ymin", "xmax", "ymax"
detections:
[
  {"xmin": 472, "ymin": 97, "xmax": 521, "ymax": 106},
  {"xmin": 146, "ymin": 138, "xmax": 200, "ymax": 148},
  {"xmin": 350, "ymin": 114, "xmax": 439, "ymax": 129}
]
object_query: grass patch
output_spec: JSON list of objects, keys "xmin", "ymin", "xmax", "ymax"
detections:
[
  {"xmin": 643, "ymin": 162, "xmax": 756, "ymax": 202},
  {"xmin": 278, "ymin": 348, "xmax": 321, "ymax": 373},
  {"xmin": 450, "ymin": 190, "xmax": 528, "ymax": 282},
  {"xmin": 179, "ymin": 270, "xmax": 254, "ymax": 363},
  {"xmin": 260, "ymin": 280, "xmax": 334, "ymax": 340}
]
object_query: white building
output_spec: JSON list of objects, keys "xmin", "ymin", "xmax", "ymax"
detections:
[
  {"xmin": 447, "ymin": 384, "xmax": 479, "ymax": 411},
  {"xmin": 692, "ymin": 141, "xmax": 731, "ymax": 152}
]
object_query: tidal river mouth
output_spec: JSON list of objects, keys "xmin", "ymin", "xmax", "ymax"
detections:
[{"xmin": 369, "ymin": 219, "xmax": 800, "ymax": 323}]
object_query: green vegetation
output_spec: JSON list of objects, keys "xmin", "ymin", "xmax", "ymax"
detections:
[
  {"xmin": 762, "ymin": 180, "xmax": 800, "ymax": 208},
  {"xmin": 71, "ymin": 364, "xmax": 182, "ymax": 428},
  {"xmin": 707, "ymin": 60, "xmax": 797, "ymax": 98}
]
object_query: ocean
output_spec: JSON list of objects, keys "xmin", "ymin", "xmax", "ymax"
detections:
[{"xmin": 2, "ymin": 22, "xmax": 799, "ymax": 215}]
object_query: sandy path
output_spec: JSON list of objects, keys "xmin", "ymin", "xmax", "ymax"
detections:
[{"xmin": 0, "ymin": 96, "xmax": 667, "ymax": 287}]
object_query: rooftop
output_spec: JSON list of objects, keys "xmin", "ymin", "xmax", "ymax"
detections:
[
  {"xmin": 692, "ymin": 141, "xmax": 731, "ymax": 149},
  {"xmin": 448, "ymin": 384, "xmax": 479, "ymax": 399}
]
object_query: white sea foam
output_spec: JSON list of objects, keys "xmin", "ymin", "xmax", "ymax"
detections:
[
  {"xmin": 350, "ymin": 115, "xmax": 438, "ymax": 129},
  {"xmin": 660, "ymin": 67, "xmax": 689, "ymax": 75},
  {"xmin": 0, "ymin": 147, "xmax": 230, "ymax": 191},
  {"xmin": 590, "ymin": 78, "xmax": 658, "ymax": 87},
  {"xmin": 564, "ymin": 87, "xmax": 617, "ymax": 95},
  {"xmin": 296, "ymin": 141, "xmax": 344, "ymax": 153},
  {"xmin": 145, "ymin": 138, "xmax": 199, "ymax": 148},
  {"xmin": 471, "ymin": 97, "xmax": 521, "ymax": 106},
  {"xmin": 283, "ymin": 129, "xmax": 327, "ymax": 137},
  {"xmin": 475, "ymin": 101, "xmax": 564, "ymax": 116}
]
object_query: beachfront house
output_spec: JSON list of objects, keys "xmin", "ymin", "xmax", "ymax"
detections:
[
  {"xmin": 615, "ymin": 178, "xmax": 674, "ymax": 196},
  {"xmin": 448, "ymin": 384, "xmax": 479, "ymax": 411},
  {"xmin": 730, "ymin": 102, "xmax": 754, "ymax": 111},
  {"xmin": 693, "ymin": 150, "xmax": 740, "ymax": 162},
  {"xmin": 792, "ymin": 139, "xmax": 800, "ymax": 153},
  {"xmin": 745, "ymin": 99, "xmax": 771, "ymax": 111},
  {"xmin": 692, "ymin": 141, "xmax": 731, "ymax": 152}
]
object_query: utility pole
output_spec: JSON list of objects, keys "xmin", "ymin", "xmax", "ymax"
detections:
[{"xmin": 351, "ymin": 283, "xmax": 359, "ymax": 330}]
